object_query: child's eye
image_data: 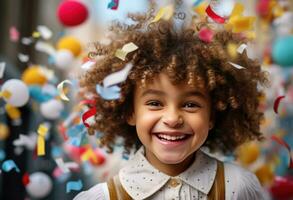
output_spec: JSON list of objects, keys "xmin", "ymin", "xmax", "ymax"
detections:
[
  {"xmin": 146, "ymin": 101, "xmax": 162, "ymax": 107},
  {"xmin": 183, "ymin": 102, "xmax": 201, "ymax": 109}
]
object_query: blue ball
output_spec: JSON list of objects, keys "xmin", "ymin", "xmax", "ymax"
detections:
[{"xmin": 272, "ymin": 36, "xmax": 293, "ymax": 67}]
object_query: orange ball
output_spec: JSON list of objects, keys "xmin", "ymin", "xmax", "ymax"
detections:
[
  {"xmin": 254, "ymin": 164, "xmax": 274, "ymax": 186},
  {"xmin": 57, "ymin": 36, "xmax": 82, "ymax": 57},
  {"xmin": 22, "ymin": 66, "xmax": 47, "ymax": 85},
  {"xmin": 236, "ymin": 142, "xmax": 260, "ymax": 165}
]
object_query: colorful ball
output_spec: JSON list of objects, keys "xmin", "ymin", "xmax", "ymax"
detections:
[
  {"xmin": 22, "ymin": 66, "xmax": 47, "ymax": 85},
  {"xmin": 57, "ymin": 36, "xmax": 82, "ymax": 57},
  {"xmin": 57, "ymin": 0, "xmax": 88, "ymax": 27},
  {"xmin": 272, "ymin": 36, "xmax": 293, "ymax": 67},
  {"xmin": 55, "ymin": 49, "xmax": 74, "ymax": 70},
  {"xmin": 236, "ymin": 141, "xmax": 260, "ymax": 165},
  {"xmin": 1, "ymin": 79, "xmax": 30, "ymax": 107}
]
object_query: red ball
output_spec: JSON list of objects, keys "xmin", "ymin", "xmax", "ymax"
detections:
[{"xmin": 57, "ymin": 0, "xmax": 88, "ymax": 27}]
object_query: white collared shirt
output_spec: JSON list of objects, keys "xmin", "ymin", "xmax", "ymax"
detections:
[{"xmin": 74, "ymin": 147, "xmax": 267, "ymax": 200}]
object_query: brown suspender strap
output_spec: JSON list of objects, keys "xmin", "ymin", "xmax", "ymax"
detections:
[
  {"xmin": 107, "ymin": 175, "xmax": 132, "ymax": 200},
  {"xmin": 207, "ymin": 160, "xmax": 225, "ymax": 200}
]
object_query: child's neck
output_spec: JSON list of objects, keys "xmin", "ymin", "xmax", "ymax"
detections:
[{"xmin": 145, "ymin": 149, "xmax": 195, "ymax": 177}]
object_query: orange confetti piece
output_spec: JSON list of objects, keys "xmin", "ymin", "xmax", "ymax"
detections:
[{"xmin": 5, "ymin": 104, "xmax": 21, "ymax": 119}]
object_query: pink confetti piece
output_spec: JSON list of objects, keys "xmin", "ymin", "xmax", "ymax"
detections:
[
  {"xmin": 9, "ymin": 26, "xmax": 20, "ymax": 42},
  {"xmin": 198, "ymin": 27, "xmax": 214, "ymax": 43}
]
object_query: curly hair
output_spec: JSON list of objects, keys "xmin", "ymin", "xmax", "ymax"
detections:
[{"xmin": 80, "ymin": 14, "xmax": 269, "ymax": 154}]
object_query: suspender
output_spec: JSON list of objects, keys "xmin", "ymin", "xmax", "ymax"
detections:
[{"xmin": 107, "ymin": 160, "xmax": 225, "ymax": 200}]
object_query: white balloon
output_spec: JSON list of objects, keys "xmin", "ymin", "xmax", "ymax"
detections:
[
  {"xmin": 1, "ymin": 79, "xmax": 29, "ymax": 107},
  {"xmin": 55, "ymin": 49, "xmax": 74, "ymax": 70},
  {"xmin": 26, "ymin": 172, "xmax": 53, "ymax": 198},
  {"xmin": 40, "ymin": 99, "xmax": 64, "ymax": 120}
]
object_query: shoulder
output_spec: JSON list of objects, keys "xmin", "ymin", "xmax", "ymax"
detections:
[
  {"xmin": 224, "ymin": 162, "xmax": 266, "ymax": 200},
  {"xmin": 73, "ymin": 182, "xmax": 110, "ymax": 200}
]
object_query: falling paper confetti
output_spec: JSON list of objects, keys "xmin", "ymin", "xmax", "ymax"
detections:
[
  {"xmin": 103, "ymin": 63, "xmax": 133, "ymax": 87},
  {"xmin": 96, "ymin": 84, "xmax": 121, "ymax": 100},
  {"xmin": 237, "ymin": 44, "xmax": 247, "ymax": 54},
  {"xmin": 81, "ymin": 60, "xmax": 96, "ymax": 71},
  {"xmin": 107, "ymin": 0, "xmax": 119, "ymax": 10},
  {"xmin": 198, "ymin": 27, "xmax": 214, "ymax": 43},
  {"xmin": 55, "ymin": 158, "xmax": 79, "ymax": 173},
  {"xmin": 35, "ymin": 41, "xmax": 56, "ymax": 56},
  {"xmin": 13, "ymin": 134, "xmax": 37, "ymax": 150},
  {"xmin": 66, "ymin": 180, "xmax": 83, "ymax": 193},
  {"xmin": 37, "ymin": 124, "xmax": 48, "ymax": 156},
  {"xmin": 21, "ymin": 37, "xmax": 33, "ymax": 45},
  {"xmin": 18, "ymin": 53, "xmax": 29, "ymax": 63},
  {"xmin": 0, "ymin": 62, "xmax": 6, "ymax": 79},
  {"xmin": 273, "ymin": 95, "xmax": 285, "ymax": 114},
  {"xmin": 9, "ymin": 26, "xmax": 20, "ymax": 42},
  {"xmin": 82, "ymin": 107, "xmax": 96, "ymax": 128},
  {"xmin": 37, "ymin": 25, "xmax": 53, "ymax": 40},
  {"xmin": 228, "ymin": 61, "xmax": 245, "ymax": 69},
  {"xmin": 115, "ymin": 42, "xmax": 138, "ymax": 61},
  {"xmin": 205, "ymin": 5, "xmax": 226, "ymax": 24},
  {"xmin": 2, "ymin": 159, "xmax": 20, "ymax": 172},
  {"xmin": 57, "ymin": 80, "xmax": 73, "ymax": 101},
  {"xmin": 151, "ymin": 4, "xmax": 174, "ymax": 23}
]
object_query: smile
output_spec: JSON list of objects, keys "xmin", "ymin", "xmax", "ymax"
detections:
[{"xmin": 153, "ymin": 132, "xmax": 192, "ymax": 142}]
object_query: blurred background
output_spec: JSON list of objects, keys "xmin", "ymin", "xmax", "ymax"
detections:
[{"xmin": 0, "ymin": 0, "xmax": 292, "ymax": 199}]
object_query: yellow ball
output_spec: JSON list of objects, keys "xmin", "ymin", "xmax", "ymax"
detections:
[
  {"xmin": 22, "ymin": 66, "xmax": 47, "ymax": 85},
  {"xmin": 236, "ymin": 141, "xmax": 260, "ymax": 165},
  {"xmin": 57, "ymin": 36, "xmax": 82, "ymax": 57},
  {"xmin": 254, "ymin": 165, "xmax": 274, "ymax": 186},
  {"xmin": 0, "ymin": 123, "xmax": 9, "ymax": 140}
]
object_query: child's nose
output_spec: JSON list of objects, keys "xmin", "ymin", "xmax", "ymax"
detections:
[{"xmin": 162, "ymin": 109, "xmax": 183, "ymax": 128}]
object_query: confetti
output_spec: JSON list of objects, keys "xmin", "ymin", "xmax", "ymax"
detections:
[
  {"xmin": 273, "ymin": 95, "xmax": 285, "ymax": 114},
  {"xmin": 103, "ymin": 63, "xmax": 133, "ymax": 87},
  {"xmin": 37, "ymin": 124, "xmax": 48, "ymax": 156},
  {"xmin": 55, "ymin": 158, "xmax": 79, "ymax": 173},
  {"xmin": 96, "ymin": 84, "xmax": 121, "ymax": 100},
  {"xmin": 193, "ymin": 0, "xmax": 204, "ymax": 7},
  {"xmin": 22, "ymin": 172, "xmax": 30, "ymax": 186},
  {"xmin": 5, "ymin": 104, "xmax": 21, "ymax": 120},
  {"xmin": 0, "ymin": 90, "xmax": 12, "ymax": 99},
  {"xmin": 32, "ymin": 31, "xmax": 41, "ymax": 38},
  {"xmin": 13, "ymin": 134, "xmax": 37, "ymax": 150},
  {"xmin": 81, "ymin": 148, "xmax": 97, "ymax": 164},
  {"xmin": 9, "ymin": 26, "xmax": 19, "ymax": 42},
  {"xmin": 228, "ymin": 62, "xmax": 245, "ymax": 69},
  {"xmin": 66, "ymin": 180, "xmax": 83, "ymax": 193},
  {"xmin": 21, "ymin": 37, "xmax": 33, "ymax": 45},
  {"xmin": 37, "ymin": 25, "xmax": 53, "ymax": 40},
  {"xmin": 271, "ymin": 135, "xmax": 293, "ymax": 168},
  {"xmin": 82, "ymin": 107, "xmax": 96, "ymax": 128},
  {"xmin": 115, "ymin": 42, "xmax": 138, "ymax": 61},
  {"xmin": 81, "ymin": 60, "xmax": 96, "ymax": 71},
  {"xmin": 205, "ymin": 5, "xmax": 226, "ymax": 24},
  {"xmin": 0, "ymin": 62, "xmax": 6, "ymax": 79},
  {"xmin": 151, "ymin": 4, "xmax": 174, "ymax": 23},
  {"xmin": 198, "ymin": 27, "xmax": 214, "ymax": 43},
  {"xmin": 57, "ymin": 80, "xmax": 73, "ymax": 101},
  {"xmin": 2, "ymin": 159, "xmax": 20, "ymax": 172},
  {"xmin": 35, "ymin": 41, "xmax": 56, "ymax": 56},
  {"xmin": 237, "ymin": 44, "xmax": 247, "ymax": 54},
  {"xmin": 18, "ymin": 53, "xmax": 29, "ymax": 63},
  {"xmin": 107, "ymin": 0, "xmax": 119, "ymax": 10},
  {"xmin": 0, "ymin": 149, "xmax": 6, "ymax": 161}
]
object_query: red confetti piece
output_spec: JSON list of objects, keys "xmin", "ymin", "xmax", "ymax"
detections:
[
  {"xmin": 205, "ymin": 5, "xmax": 226, "ymax": 24},
  {"xmin": 82, "ymin": 107, "xmax": 97, "ymax": 128},
  {"xmin": 273, "ymin": 95, "xmax": 285, "ymax": 114},
  {"xmin": 271, "ymin": 135, "xmax": 293, "ymax": 169},
  {"xmin": 198, "ymin": 27, "xmax": 214, "ymax": 43},
  {"xmin": 9, "ymin": 26, "xmax": 20, "ymax": 42},
  {"xmin": 22, "ymin": 172, "xmax": 30, "ymax": 186}
]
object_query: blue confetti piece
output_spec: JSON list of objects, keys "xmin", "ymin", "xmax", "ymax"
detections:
[
  {"xmin": 67, "ymin": 124, "xmax": 85, "ymax": 137},
  {"xmin": 2, "ymin": 160, "xmax": 20, "ymax": 173},
  {"xmin": 0, "ymin": 149, "xmax": 5, "ymax": 161},
  {"xmin": 66, "ymin": 180, "xmax": 83, "ymax": 193},
  {"xmin": 96, "ymin": 84, "xmax": 121, "ymax": 100},
  {"xmin": 193, "ymin": 0, "xmax": 204, "ymax": 7},
  {"xmin": 51, "ymin": 146, "xmax": 63, "ymax": 158}
]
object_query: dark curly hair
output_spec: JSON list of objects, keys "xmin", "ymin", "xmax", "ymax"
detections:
[{"xmin": 80, "ymin": 13, "xmax": 269, "ymax": 154}]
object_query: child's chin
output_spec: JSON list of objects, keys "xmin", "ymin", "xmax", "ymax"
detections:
[{"xmin": 156, "ymin": 153, "xmax": 187, "ymax": 165}]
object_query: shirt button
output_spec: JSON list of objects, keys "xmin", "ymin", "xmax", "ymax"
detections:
[{"xmin": 168, "ymin": 178, "xmax": 181, "ymax": 188}]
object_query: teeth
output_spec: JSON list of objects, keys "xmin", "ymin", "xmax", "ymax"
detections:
[{"xmin": 157, "ymin": 134, "xmax": 186, "ymax": 141}]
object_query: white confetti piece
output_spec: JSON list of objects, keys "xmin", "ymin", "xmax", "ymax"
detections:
[
  {"xmin": 103, "ymin": 63, "xmax": 133, "ymax": 87},
  {"xmin": 237, "ymin": 44, "xmax": 247, "ymax": 54},
  {"xmin": 18, "ymin": 53, "xmax": 29, "ymax": 62},
  {"xmin": 228, "ymin": 61, "xmax": 245, "ymax": 69},
  {"xmin": 55, "ymin": 158, "xmax": 79, "ymax": 173},
  {"xmin": 57, "ymin": 80, "xmax": 73, "ymax": 101},
  {"xmin": 13, "ymin": 134, "xmax": 37, "ymax": 150},
  {"xmin": 21, "ymin": 37, "xmax": 33, "ymax": 45},
  {"xmin": 35, "ymin": 41, "xmax": 56, "ymax": 56},
  {"xmin": 37, "ymin": 25, "xmax": 53, "ymax": 40},
  {"xmin": 81, "ymin": 60, "xmax": 96, "ymax": 71},
  {"xmin": 0, "ymin": 62, "xmax": 6, "ymax": 78}
]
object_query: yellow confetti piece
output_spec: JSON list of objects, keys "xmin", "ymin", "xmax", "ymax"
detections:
[
  {"xmin": 193, "ymin": 2, "xmax": 208, "ymax": 17},
  {"xmin": 5, "ymin": 104, "xmax": 21, "ymax": 119},
  {"xmin": 227, "ymin": 43, "xmax": 238, "ymax": 59},
  {"xmin": 57, "ymin": 80, "xmax": 72, "ymax": 101},
  {"xmin": 37, "ymin": 124, "xmax": 48, "ymax": 156},
  {"xmin": 0, "ymin": 90, "xmax": 12, "ymax": 99},
  {"xmin": 81, "ymin": 148, "xmax": 97, "ymax": 164},
  {"xmin": 115, "ymin": 42, "xmax": 138, "ymax": 61},
  {"xmin": 229, "ymin": 16, "xmax": 256, "ymax": 33},
  {"xmin": 32, "ymin": 31, "xmax": 41, "ymax": 38},
  {"xmin": 230, "ymin": 3, "xmax": 244, "ymax": 18},
  {"xmin": 151, "ymin": 4, "xmax": 174, "ymax": 23}
]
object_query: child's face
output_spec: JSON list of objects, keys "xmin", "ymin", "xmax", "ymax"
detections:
[{"xmin": 128, "ymin": 72, "xmax": 212, "ymax": 165}]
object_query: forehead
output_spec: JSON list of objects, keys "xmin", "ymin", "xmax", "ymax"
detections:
[{"xmin": 135, "ymin": 73, "xmax": 208, "ymax": 98}]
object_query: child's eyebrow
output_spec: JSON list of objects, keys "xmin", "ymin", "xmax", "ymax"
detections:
[{"xmin": 141, "ymin": 89, "xmax": 207, "ymax": 100}]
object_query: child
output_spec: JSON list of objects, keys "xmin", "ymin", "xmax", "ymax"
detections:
[{"xmin": 74, "ymin": 9, "xmax": 269, "ymax": 200}]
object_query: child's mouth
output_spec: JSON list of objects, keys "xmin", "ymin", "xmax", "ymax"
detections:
[{"xmin": 156, "ymin": 133, "xmax": 190, "ymax": 142}]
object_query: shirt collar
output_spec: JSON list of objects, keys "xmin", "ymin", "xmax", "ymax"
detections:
[{"xmin": 119, "ymin": 146, "xmax": 217, "ymax": 199}]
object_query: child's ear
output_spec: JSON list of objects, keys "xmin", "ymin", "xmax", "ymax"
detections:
[{"xmin": 126, "ymin": 113, "xmax": 136, "ymax": 126}]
